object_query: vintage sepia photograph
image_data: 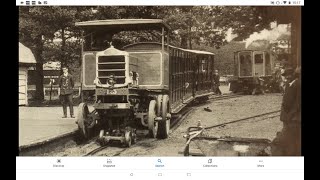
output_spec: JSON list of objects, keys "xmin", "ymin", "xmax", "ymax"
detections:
[{"xmin": 18, "ymin": 6, "xmax": 301, "ymax": 157}]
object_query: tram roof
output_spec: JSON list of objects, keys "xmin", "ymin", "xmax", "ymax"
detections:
[
  {"xmin": 123, "ymin": 42, "xmax": 215, "ymax": 55},
  {"xmin": 183, "ymin": 49, "xmax": 215, "ymax": 55},
  {"xmin": 75, "ymin": 19, "xmax": 170, "ymax": 31},
  {"xmin": 234, "ymin": 50, "xmax": 268, "ymax": 53}
]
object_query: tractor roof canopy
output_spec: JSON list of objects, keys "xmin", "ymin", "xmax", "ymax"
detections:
[{"xmin": 75, "ymin": 19, "xmax": 170, "ymax": 32}]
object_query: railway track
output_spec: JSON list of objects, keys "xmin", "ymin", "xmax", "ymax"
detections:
[
  {"xmin": 22, "ymin": 93, "xmax": 249, "ymax": 156},
  {"xmin": 204, "ymin": 109, "xmax": 281, "ymax": 130},
  {"xmin": 84, "ymin": 107, "xmax": 195, "ymax": 156},
  {"xmin": 83, "ymin": 93, "xmax": 245, "ymax": 156},
  {"xmin": 209, "ymin": 93, "xmax": 245, "ymax": 101}
]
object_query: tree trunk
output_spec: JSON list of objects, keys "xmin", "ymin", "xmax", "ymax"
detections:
[
  {"xmin": 34, "ymin": 36, "xmax": 44, "ymax": 100},
  {"xmin": 180, "ymin": 34, "xmax": 188, "ymax": 49},
  {"xmin": 60, "ymin": 28, "xmax": 66, "ymax": 74},
  {"xmin": 188, "ymin": 26, "xmax": 192, "ymax": 49}
]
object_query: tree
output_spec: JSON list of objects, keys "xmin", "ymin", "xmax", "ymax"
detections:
[
  {"xmin": 19, "ymin": 7, "xmax": 58, "ymax": 100},
  {"xmin": 211, "ymin": 6, "xmax": 301, "ymax": 67},
  {"xmin": 19, "ymin": 7, "xmax": 94, "ymax": 100}
]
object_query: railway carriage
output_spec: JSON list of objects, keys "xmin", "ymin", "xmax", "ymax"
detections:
[
  {"xmin": 229, "ymin": 50, "xmax": 276, "ymax": 94},
  {"xmin": 75, "ymin": 19, "xmax": 214, "ymax": 146}
]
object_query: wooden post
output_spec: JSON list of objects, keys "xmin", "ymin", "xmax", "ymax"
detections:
[
  {"xmin": 167, "ymin": 30, "xmax": 169, "ymax": 52},
  {"xmin": 162, "ymin": 27, "xmax": 165, "ymax": 51},
  {"xmin": 49, "ymin": 79, "xmax": 53, "ymax": 102}
]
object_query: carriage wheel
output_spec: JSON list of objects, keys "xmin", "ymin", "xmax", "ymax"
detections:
[
  {"xmin": 98, "ymin": 129, "xmax": 106, "ymax": 146},
  {"xmin": 148, "ymin": 100, "xmax": 158, "ymax": 138},
  {"xmin": 77, "ymin": 103, "xmax": 89, "ymax": 139},
  {"xmin": 157, "ymin": 95, "xmax": 170, "ymax": 139},
  {"xmin": 124, "ymin": 131, "xmax": 132, "ymax": 147},
  {"xmin": 77, "ymin": 103, "xmax": 94, "ymax": 140}
]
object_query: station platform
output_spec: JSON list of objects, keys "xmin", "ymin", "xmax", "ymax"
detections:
[{"xmin": 19, "ymin": 106, "xmax": 94, "ymax": 147}]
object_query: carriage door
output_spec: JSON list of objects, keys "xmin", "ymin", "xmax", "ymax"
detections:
[
  {"xmin": 253, "ymin": 51, "xmax": 264, "ymax": 76},
  {"xmin": 239, "ymin": 51, "xmax": 253, "ymax": 77}
]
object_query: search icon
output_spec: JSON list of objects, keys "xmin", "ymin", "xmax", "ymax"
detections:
[{"xmin": 157, "ymin": 159, "xmax": 162, "ymax": 163}]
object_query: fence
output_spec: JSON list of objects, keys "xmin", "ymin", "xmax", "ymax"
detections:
[{"xmin": 27, "ymin": 85, "xmax": 81, "ymax": 100}]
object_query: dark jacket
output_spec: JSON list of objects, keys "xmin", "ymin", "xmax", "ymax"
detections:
[
  {"xmin": 280, "ymin": 78, "xmax": 301, "ymax": 123},
  {"xmin": 213, "ymin": 74, "xmax": 220, "ymax": 86},
  {"xmin": 58, "ymin": 73, "xmax": 74, "ymax": 95}
]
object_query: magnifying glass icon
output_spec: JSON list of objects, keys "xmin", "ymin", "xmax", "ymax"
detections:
[{"xmin": 157, "ymin": 159, "xmax": 162, "ymax": 163}]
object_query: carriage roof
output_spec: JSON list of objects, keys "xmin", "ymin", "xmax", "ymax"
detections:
[
  {"xmin": 123, "ymin": 42, "xmax": 215, "ymax": 56},
  {"xmin": 75, "ymin": 19, "xmax": 171, "ymax": 31},
  {"xmin": 234, "ymin": 50, "xmax": 268, "ymax": 53},
  {"xmin": 183, "ymin": 49, "xmax": 215, "ymax": 55}
]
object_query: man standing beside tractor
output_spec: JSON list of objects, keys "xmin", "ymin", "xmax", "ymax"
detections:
[{"xmin": 58, "ymin": 66, "xmax": 75, "ymax": 118}]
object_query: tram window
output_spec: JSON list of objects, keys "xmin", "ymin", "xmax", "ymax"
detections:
[
  {"xmin": 265, "ymin": 53, "xmax": 270, "ymax": 65},
  {"xmin": 240, "ymin": 55, "xmax": 245, "ymax": 64},
  {"xmin": 254, "ymin": 54, "xmax": 263, "ymax": 64},
  {"xmin": 83, "ymin": 31, "xmax": 112, "ymax": 51},
  {"xmin": 265, "ymin": 53, "xmax": 271, "ymax": 75},
  {"xmin": 246, "ymin": 55, "xmax": 251, "ymax": 64},
  {"xmin": 201, "ymin": 59, "xmax": 207, "ymax": 72}
]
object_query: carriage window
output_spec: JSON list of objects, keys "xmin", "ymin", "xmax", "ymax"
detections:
[
  {"xmin": 239, "ymin": 52, "xmax": 253, "ymax": 76},
  {"xmin": 201, "ymin": 59, "xmax": 207, "ymax": 72},
  {"xmin": 254, "ymin": 54, "xmax": 263, "ymax": 64},
  {"xmin": 129, "ymin": 53, "xmax": 161, "ymax": 85},
  {"xmin": 265, "ymin": 53, "xmax": 271, "ymax": 75},
  {"xmin": 83, "ymin": 31, "xmax": 113, "ymax": 51},
  {"xmin": 240, "ymin": 55, "xmax": 244, "ymax": 64},
  {"xmin": 265, "ymin": 53, "xmax": 270, "ymax": 64}
]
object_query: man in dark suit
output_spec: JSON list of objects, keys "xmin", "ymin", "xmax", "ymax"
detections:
[
  {"xmin": 271, "ymin": 67, "xmax": 301, "ymax": 156},
  {"xmin": 213, "ymin": 70, "xmax": 222, "ymax": 95},
  {"xmin": 58, "ymin": 66, "xmax": 75, "ymax": 118}
]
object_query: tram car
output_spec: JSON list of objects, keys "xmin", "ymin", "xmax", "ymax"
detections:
[
  {"xmin": 75, "ymin": 19, "xmax": 215, "ymax": 146},
  {"xmin": 229, "ymin": 50, "xmax": 276, "ymax": 94}
]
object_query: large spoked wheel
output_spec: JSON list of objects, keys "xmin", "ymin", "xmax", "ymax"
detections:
[
  {"xmin": 158, "ymin": 95, "xmax": 170, "ymax": 139},
  {"xmin": 124, "ymin": 131, "xmax": 132, "ymax": 147},
  {"xmin": 148, "ymin": 100, "xmax": 158, "ymax": 138},
  {"xmin": 77, "ymin": 103, "xmax": 92, "ymax": 140},
  {"xmin": 98, "ymin": 129, "xmax": 106, "ymax": 146}
]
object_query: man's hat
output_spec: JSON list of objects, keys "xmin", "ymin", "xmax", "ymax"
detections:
[{"xmin": 281, "ymin": 68, "xmax": 294, "ymax": 76}]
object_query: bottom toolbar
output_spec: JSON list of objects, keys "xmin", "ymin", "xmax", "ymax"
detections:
[{"xmin": 16, "ymin": 157, "xmax": 304, "ymax": 180}]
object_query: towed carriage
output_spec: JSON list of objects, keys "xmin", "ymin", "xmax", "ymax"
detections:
[
  {"xmin": 229, "ymin": 50, "xmax": 276, "ymax": 94},
  {"xmin": 75, "ymin": 19, "xmax": 215, "ymax": 146}
]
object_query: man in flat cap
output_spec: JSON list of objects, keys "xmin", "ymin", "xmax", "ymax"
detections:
[{"xmin": 271, "ymin": 67, "xmax": 301, "ymax": 156}]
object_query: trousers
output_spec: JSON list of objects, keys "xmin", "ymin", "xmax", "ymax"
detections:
[
  {"xmin": 60, "ymin": 93, "xmax": 74, "ymax": 116},
  {"xmin": 271, "ymin": 122, "xmax": 301, "ymax": 156},
  {"xmin": 214, "ymin": 85, "xmax": 222, "ymax": 95}
]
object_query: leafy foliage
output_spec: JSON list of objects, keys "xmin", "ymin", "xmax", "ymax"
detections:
[{"xmin": 19, "ymin": 6, "xmax": 300, "ymax": 100}]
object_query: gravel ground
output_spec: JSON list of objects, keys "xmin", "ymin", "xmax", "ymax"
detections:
[
  {"xmin": 127, "ymin": 93, "xmax": 284, "ymax": 156},
  {"xmin": 43, "ymin": 93, "xmax": 284, "ymax": 157},
  {"xmin": 178, "ymin": 93, "xmax": 283, "ymax": 140}
]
